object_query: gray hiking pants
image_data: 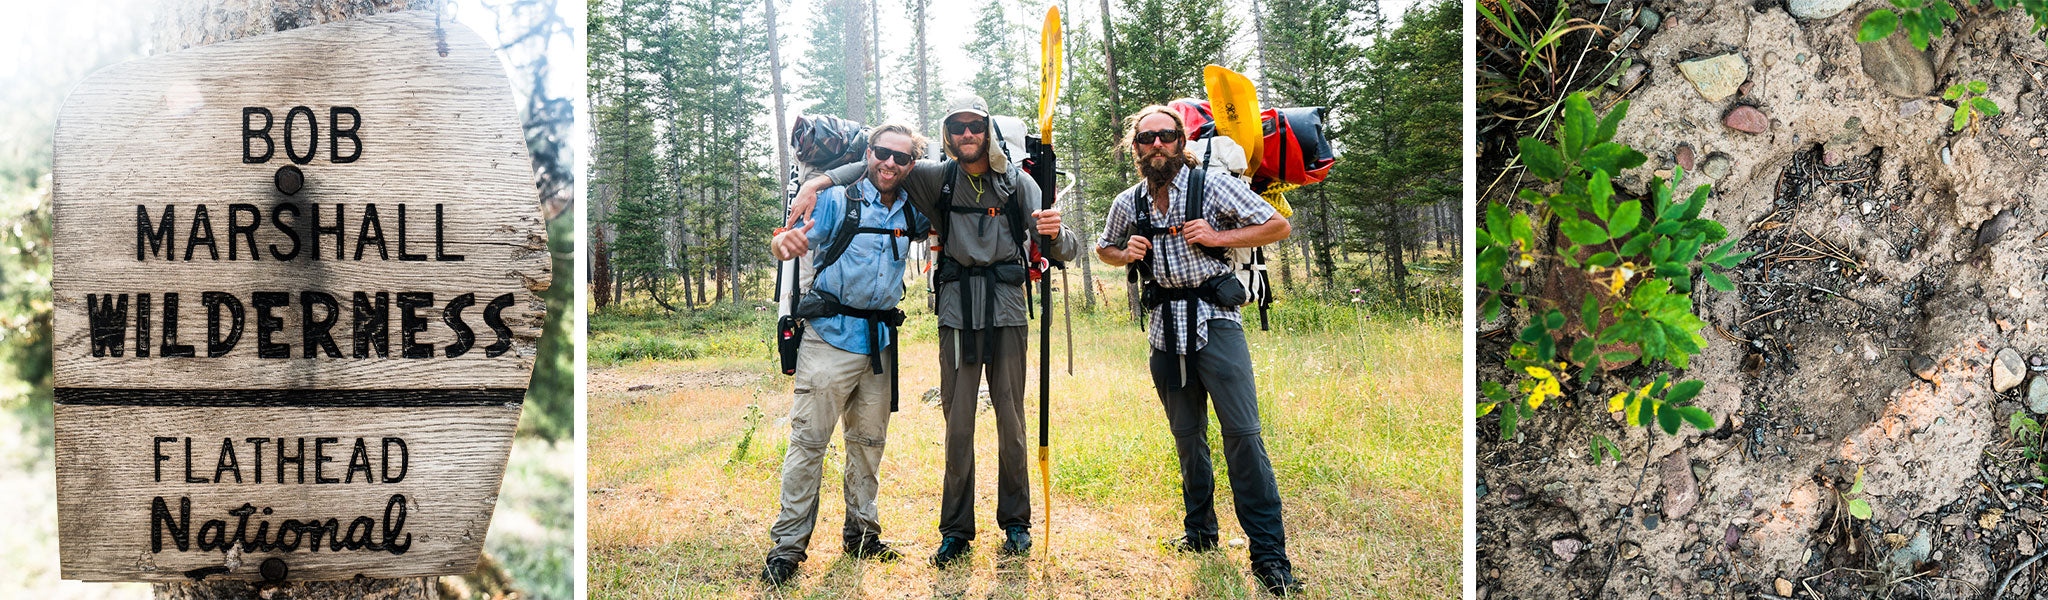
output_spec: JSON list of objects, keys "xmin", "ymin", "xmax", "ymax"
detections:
[
  {"xmin": 766, "ymin": 328, "xmax": 893, "ymax": 563},
  {"xmin": 937, "ymin": 325, "xmax": 1032, "ymax": 541},
  {"xmin": 1151, "ymin": 319, "xmax": 1291, "ymax": 568}
]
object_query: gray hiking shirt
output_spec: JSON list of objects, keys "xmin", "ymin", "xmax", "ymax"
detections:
[{"xmin": 823, "ymin": 159, "xmax": 1084, "ymax": 329}]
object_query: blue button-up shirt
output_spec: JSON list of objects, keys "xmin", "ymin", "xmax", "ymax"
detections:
[{"xmin": 802, "ymin": 178, "xmax": 925, "ymax": 355}]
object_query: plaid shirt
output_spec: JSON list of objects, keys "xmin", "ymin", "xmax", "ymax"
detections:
[{"xmin": 1096, "ymin": 166, "xmax": 1277, "ymax": 354}]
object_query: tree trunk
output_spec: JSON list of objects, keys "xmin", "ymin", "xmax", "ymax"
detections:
[
  {"xmin": 841, "ymin": 0, "xmax": 867, "ymax": 121},
  {"xmin": 914, "ymin": 0, "xmax": 931, "ymax": 133},
  {"xmin": 1097, "ymin": 0, "xmax": 1129, "ymax": 180},
  {"xmin": 1277, "ymin": 236, "xmax": 1292, "ymax": 289},
  {"xmin": 728, "ymin": 169, "xmax": 744, "ymax": 303},
  {"xmin": 767, "ymin": 0, "xmax": 791, "ymax": 194},
  {"xmin": 870, "ymin": 0, "xmax": 881, "ymax": 123},
  {"xmin": 150, "ymin": 2, "xmax": 446, "ymax": 597},
  {"xmin": 1313, "ymin": 186, "xmax": 1335, "ymax": 282},
  {"xmin": 1386, "ymin": 204, "xmax": 1409, "ymax": 299}
]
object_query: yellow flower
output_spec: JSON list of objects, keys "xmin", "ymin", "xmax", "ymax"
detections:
[
  {"xmin": 1523, "ymin": 365, "xmax": 1563, "ymax": 410},
  {"xmin": 1606, "ymin": 381, "xmax": 1657, "ymax": 426},
  {"xmin": 1608, "ymin": 262, "xmax": 1638, "ymax": 296}
]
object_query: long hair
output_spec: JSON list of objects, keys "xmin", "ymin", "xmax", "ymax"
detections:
[{"xmin": 1121, "ymin": 105, "xmax": 1195, "ymax": 169}]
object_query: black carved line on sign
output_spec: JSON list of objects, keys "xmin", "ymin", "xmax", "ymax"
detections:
[{"xmin": 53, "ymin": 387, "xmax": 526, "ymax": 407}]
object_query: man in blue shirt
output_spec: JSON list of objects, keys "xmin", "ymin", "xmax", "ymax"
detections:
[{"xmin": 760, "ymin": 123, "xmax": 929, "ymax": 587}]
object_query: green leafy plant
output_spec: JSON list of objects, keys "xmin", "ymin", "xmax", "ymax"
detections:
[
  {"xmin": 1857, "ymin": 0, "xmax": 2048, "ymax": 50},
  {"xmin": 725, "ymin": 400, "xmax": 765, "ymax": 469},
  {"xmin": 1476, "ymin": 1, "xmax": 1607, "ymax": 81},
  {"xmin": 1477, "ymin": 92, "xmax": 1751, "ymax": 441},
  {"xmin": 1841, "ymin": 465, "xmax": 1874, "ymax": 520},
  {"xmin": 1944, "ymin": 80, "xmax": 2002, "ymax": 132},
  {"xmin": 2010, "ymin": 411, "xmax": 2048, "ymax": 484},
  {"xmin": 1589, "ymin": 434, "xmax": 1621, "ymax": 465}
]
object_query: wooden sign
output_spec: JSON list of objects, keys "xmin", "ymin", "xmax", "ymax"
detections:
[{"xmin": 51, "ymin": 11, "xmax": 548, "ymax": 583}]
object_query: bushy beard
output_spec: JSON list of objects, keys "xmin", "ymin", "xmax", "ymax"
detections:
[{"xmin": 1138, "ymin": 147, "xmax": 1185, "ymax": 189}]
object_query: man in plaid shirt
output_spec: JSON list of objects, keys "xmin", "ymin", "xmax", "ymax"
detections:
[{"xmin": 1096, "ymin": 105, "xmax": 1300, "ymax": 596}]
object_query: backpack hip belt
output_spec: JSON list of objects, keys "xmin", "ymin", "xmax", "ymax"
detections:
[
  {"xmin": 795, "ymin": 292, "xmax": 907, "ymax": 412},
  {"xmin": 1141, "ymin": 272, "xmax": 1243, "ymax": 389},
  {"xmin": 934, "ymin": 255, "xmax": 1028, "ymax": 365}
]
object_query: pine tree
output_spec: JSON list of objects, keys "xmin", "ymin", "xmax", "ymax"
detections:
[
  {"xmin": 967, "ymin": 0, "xmax": 1032, "ymax": 120},
  {"xmin": 1107, "ymin": 0, "xmax": 1234, "ymax": 106}
]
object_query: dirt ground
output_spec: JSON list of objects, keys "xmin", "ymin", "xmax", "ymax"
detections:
[{"xmin": 1478, "ymin": 2, "xmax": 2048, "ymax": 598}]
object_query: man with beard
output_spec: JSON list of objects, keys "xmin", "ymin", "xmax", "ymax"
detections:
[
  {"xmin": 788, "ymin": 96, "xmax": 1083, "ymax": 566},
  {"xmin": 760, "ymin": 123, "xmax": 931, "ymax": 586},
  {"xmin": 1094, "ymin": 105, "xmax": 1301, "ymax": 595}
]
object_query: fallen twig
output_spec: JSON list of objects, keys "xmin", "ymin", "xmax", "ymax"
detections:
[{"xmin": 1995, "ymin": 551, "xmax": 2048, "ymax": 599}]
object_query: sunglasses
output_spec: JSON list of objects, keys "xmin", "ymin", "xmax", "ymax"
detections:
[
  {"xmin": 945, "ymin": 119, "xmax": 988, "ymax": 135},
  {"xmin": 1134, "ymin": 129, "xmax": 1183, "ymax": 145},
  {"xmin": 870, "ymin": 146, "xmax": 915, "ymax": 166}
]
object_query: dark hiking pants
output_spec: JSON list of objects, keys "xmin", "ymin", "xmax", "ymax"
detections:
[
  {"xmin": 937, "ymin": 325, "xmax": 1031, "ymax": 541},
  {"xmin": 1150, "ymin": 319, "xmax": 1291, "ymax": 568}
]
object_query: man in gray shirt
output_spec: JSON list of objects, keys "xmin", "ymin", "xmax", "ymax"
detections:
[{"xmin": 790, "ymin": 96, "xmax": 1084, "ymax": 566}]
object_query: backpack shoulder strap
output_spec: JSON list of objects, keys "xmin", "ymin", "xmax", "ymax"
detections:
[
  {"xmin": 1003, "ymin": 169, "xmax": 1028, "ymax": 250},
  {"xmin": 933, "ymin": 160, "xmax": 959, "ymax": 247},
  {"xmin": 814, "ymin": 185, "xmax": 866, "ymax": 272},
  {"xmin": 1183, "ymin": 168, "xmax": 1228, "ymax": 262}
]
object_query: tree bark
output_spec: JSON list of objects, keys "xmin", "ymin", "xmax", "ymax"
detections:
[
  {"xmin": 149, "ymin": 1, "xmax": 442, "ymax": 598},
  {"xmin": 767, "ymin": 0, "xmax": 791, "ymax": 181},
  {"xmin": 1096, "ymin": 0, "xmax": 1129, "ymax": 180},
  {"xmin": 914, "ymin": 0, "xmax": 930, "ymax": 131},
  {"xmin": 841, "ymin": 0, "xmax": 868, "ymax": 121}
]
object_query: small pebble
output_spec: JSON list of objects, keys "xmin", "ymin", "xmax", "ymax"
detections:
[{"xmin": 1725, "ymin": 105, "xmax": 1770, "ymax": 133}]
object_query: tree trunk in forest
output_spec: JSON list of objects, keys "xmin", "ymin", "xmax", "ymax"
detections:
[
  {"xmin": 150, "ymin": 2, "xmax": 447, "ymax": 598},
  {"xmin": 1432, "ymin": 202, "xmax": 1445, "ymax": 251},
  {"xmin": 870, "ymin": 0, "xmax": 881, "ymax": 123},
  {"xmin": 842, "ymin": 0, "xmax": 868, "ymax": 121},
  {"xmin": 1277, "ymin": 236, "xmax": 1292, "ymax": 289},
  {"xmin": 1312, "ymin": 185, "xmax": 1334, "ymax": 282},
  {"xmin": 914, "ymin": 0, "xmax": 931, "ymax": 133},
  {"xmin": 728, "ymin": 169, "xmax": 744, "ymax": 302},
  {"xmin": 1386, "ymin": 204, "xmax": 1409, "ymax": 299},
  {"xmin": 767, "ymin": 0, "xmax": 792, "ymax": 194}
]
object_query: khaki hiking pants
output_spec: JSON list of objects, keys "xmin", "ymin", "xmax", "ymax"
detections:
[{"xmin": 766, "ymin": 328, "xmax": 893, "ymax": 564}]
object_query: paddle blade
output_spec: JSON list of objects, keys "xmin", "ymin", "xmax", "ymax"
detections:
[
  {"xmin": 1038, "ymin": 6, "xmax": 1063, "ymax": 141},
  {"xmin": 1203, "ymin": 64, "xmax": 1262, "ymax": 179}
]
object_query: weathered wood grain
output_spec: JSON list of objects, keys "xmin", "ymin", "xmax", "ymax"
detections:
[
  {"xmin": 55, "ymin": 403, "xmax": 519, "ymax": 582},
  {"xmin": 52, "ymin": 10, "xmax": 541, "ymax": 585},
  {"xmin": 52, "ymin": 10, "xmax": 548, "ymax": 390}
]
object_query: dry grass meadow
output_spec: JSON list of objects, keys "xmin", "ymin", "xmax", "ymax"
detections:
[{"xmin": 587, "ymin": 275, "xmax": 1460, "ymax": 599}]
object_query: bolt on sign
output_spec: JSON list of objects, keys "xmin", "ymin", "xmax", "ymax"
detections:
[{"xmin": 51, "ymin": 11, "xmax": 548, "ymax": 583}]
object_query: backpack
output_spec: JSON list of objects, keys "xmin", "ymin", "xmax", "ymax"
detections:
[
  {"xmin": 790, "ymin": 114, "xmax": 870, "ymax": 171},
  {"xmin": 1165, "ymin": 99, "xmax": 1336, "ymax": 195},
  {"xmin": 1124, "ymin": 167, "xmax": 1257, "ymax": 387},
  {"xmin": 776, "ymin": 182, "xmax": 928, "ymax": 411}
]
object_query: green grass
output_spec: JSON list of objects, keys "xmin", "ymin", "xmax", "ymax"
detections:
[
  {"xmin": 480, "ymin": 438, "xmax": 577, "ymax": 600},
  {"xmin": 588, "ymin": 302, "xmax": 778, "ymax": 366},
  {"xmin": 587, "ymin": 283, "xmax": 1460, "ymax": 598}
]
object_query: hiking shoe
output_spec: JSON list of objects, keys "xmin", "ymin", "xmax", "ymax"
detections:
[
  {"xmin": 999, "ymin": 526, "xmax": 1033, "ymax": 555},
  {"xmin": 1252, "ymin": 560, "xmax": 1302, "ymax": 596},
  {"xmin": 1162, "ymin": 532, "xmax": 1219, "ymax": 553},
  {"xmin": 759, "ymin": 557, "xmax": 799, "ymax": 587},
  {"xmin": 930, "ymin": 536, "xmax": 971, "ymax": 567},
  {"xmin": 843, "ymin": 535, "xmax": 901, "ymax": 562}
]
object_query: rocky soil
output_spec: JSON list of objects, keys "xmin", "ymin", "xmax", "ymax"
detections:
[{"xmin": 1478, "ymin": 1, "xmax": 2048, "ymax": 598}]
